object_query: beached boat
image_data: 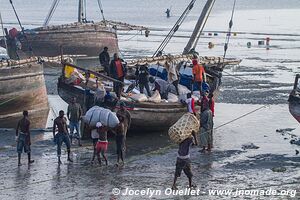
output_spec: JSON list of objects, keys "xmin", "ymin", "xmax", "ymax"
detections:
[
  {"xmin": 57, "ymin": 55, "xmax": 240, "ymax": 132},
  {"xmin": 0, "ymin": 58, "xmax": 49, "ymax": 128},
  {"xmin": 0, "ymin": 0, "xmax": 147, "ymax": 59},
  {"xmin": 288, "ymin": 74, "xmax": 300, "ymax": 123}
]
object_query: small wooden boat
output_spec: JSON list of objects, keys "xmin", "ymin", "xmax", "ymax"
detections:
[
  {"xmin": 0, "ymin": 58, "xmax": 49, "ymax": 128},
  {"xmin": 288, "ymin": 74, "xmax": 300, "ymax": 123}
]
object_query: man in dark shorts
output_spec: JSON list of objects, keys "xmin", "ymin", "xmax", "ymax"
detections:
[
  {"xmin": 16, "ymin": 110, "xmax": 34, "ymax": 166},
  {"xmin": 172, "ymin": 131, "xmax": 198, "ymax": 190},
  {"xmin": 114, "ymin": 115, "xmax": 126, "ymax": 166},
  {"xmin": 53, "ymin": 110, "xmax": 73, "ymax": 164},
  {"xmin": 95, "ymin": 122, "xmax": 109, "ymax": 166}
]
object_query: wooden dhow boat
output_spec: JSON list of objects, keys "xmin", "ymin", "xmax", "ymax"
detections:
[
  {"xmin": 288, "ymin": 74, "xmax": 300, "ymax": 123},
  {"xmin": 57, "ymin": 54, "xmax": 240, "ymax": 132},
  {"xmin": 0, "ymin": 0, "xmax": 148, "ymax": 59},
  {"xmin": 0, "ymin": 58, "xmax": 49, "ymax": 128}
]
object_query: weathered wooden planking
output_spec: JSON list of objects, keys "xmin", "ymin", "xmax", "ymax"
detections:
[{"xmin": 0, "ymin": 62, "xmax": 49, "ymax": 128}]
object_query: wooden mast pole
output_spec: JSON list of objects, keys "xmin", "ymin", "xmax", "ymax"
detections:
[
  {"xmin": 0, "ymin": 12, "xmax": 9, "ymax": 57},
  {"xmin": 183, "ymin": 0, "xmax": 216, "ymax": 54},
  {"xmin": 78, "ymin": 0, "xmax": 84, "ymax": 23}
]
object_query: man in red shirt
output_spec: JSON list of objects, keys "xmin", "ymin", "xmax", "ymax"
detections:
[
  {"xmin": 110, "ymin": 53, "xmax": 127, "ymax": 99},
  {"xmin": 192, "ymin": 59, "xmax": 206, "ymax": 95}
]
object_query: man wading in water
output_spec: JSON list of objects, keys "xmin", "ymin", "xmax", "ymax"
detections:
[
  {"xmin": 53, "ymin": 110, "xmax": 73, "ymax": 164},
  {"xmin": 172, "ymin": 131, "xmax": 198, "ymax": 190},
  {"xmin": 16, "ymin": 110, "xmax": 34, "ymax": 166}
]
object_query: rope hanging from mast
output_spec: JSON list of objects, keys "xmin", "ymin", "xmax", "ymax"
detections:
[
  {"xmin": 43, "ymin": 0, "xmax": 60, "ymax": 27},
  {"xmin": 223, "ymin": 0, "xmax": 237, "ymax": 60},
  {"xmin": 97, "ymin": 0, "xmax": 106, "ymax": 23},
  {"xmin": 152, "ymin": 0, "xmax": 197, "ymax": 57}
]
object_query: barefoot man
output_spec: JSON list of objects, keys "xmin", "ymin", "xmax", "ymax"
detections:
[
  {"xmin": 53, "ymin": 110, "xmax": 73, "ymax": 164},
  {"xmin": 16, "ymin": 110, "xmax": 34, "ymax": 166},
  {"xmin": 172, "ymin": 131, "xmax": 198, "ymax": 190},
  {"xmin": 94, "ymin": 122, "xmax": 109, "ymax": 166}
]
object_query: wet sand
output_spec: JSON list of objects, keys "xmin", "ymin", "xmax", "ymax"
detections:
[{"xmin": 0, "ymin": 103, "xmax": 299, "ymax": 199}]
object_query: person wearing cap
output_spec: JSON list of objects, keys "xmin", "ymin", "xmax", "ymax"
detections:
[
  {"xmin": 199, "ymin": 100, "xmax": 213, "ymax": 152},
  {"xmin": 192, "ymin": 59, "xmax": 206, "ymax": 95},
  {"xmin": 53, "ymin": 110, "xmax": 72, "ymax": 164},
  {"xmin": 95, "ymin": 122, "xmax": 109, "ymax": 166},
  {"xmin": 99, "ymin": 47, "xmax": 110, "ymax": 76}
]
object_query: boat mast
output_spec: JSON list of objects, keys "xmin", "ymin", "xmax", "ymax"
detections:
[
  {"xmin": 78, "ymin": 0, "xmax": 84, "ymax": 23},
  {"xmin": 183, "ymin": 0, "xmax": 216, "ymax": 54},
  {"xmin": 0, "ymin": 12, "xmax": 9, "ymax": 57}
]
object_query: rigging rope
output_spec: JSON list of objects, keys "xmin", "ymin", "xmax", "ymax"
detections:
[
  {"xmin": 152, "ymin": 0, "xmax": 197, "ymax": 57},
  {"xmin": 97, "ymin": 0, "xmax": 106, "ymax": 23},
  {"xmin": 43, "ymin": 0, "xmax": 60, "ymax": 27},
  {"xmin": 222, "ymin": 0, "xmax": 237, "ymax": 60}
]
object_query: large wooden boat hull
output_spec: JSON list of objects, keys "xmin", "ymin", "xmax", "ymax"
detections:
[
  {"xmin": 1, "ymin": 23, "xmax": 119, "ymax": 58},
  {"xmin": 0, "ymin": 61, "xmax": 49, "ymax": 128},
  {"xmin": 58, "ymin": 78, "xmax": 192, "ymax": 131}
]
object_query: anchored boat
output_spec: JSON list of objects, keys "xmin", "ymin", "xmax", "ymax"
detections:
[
  {"xmin": 0, "ymin": 0, "xmax": 147, "ymax": 59},
  {"xmin": 288, "ymin": 74, "xmax": 300, "ymax": 123},
  {"xmin": 0, "ymin": 58, "xmax": 49, "ymax": 128}
]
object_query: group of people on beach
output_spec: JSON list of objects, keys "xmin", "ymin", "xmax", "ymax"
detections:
[
  {"xmin": 15, "ymin": 96, "xmax": 131, "ymax": 167},
  {"xmin": 16, "ymin": 48, "xmax": 214, "ymax": 191}
]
